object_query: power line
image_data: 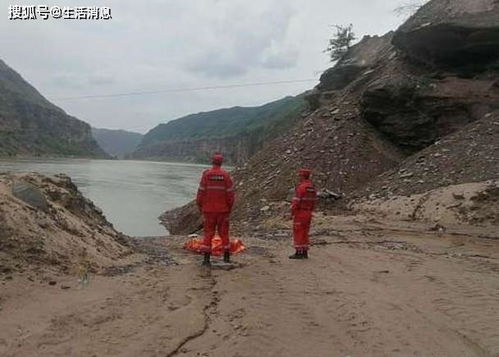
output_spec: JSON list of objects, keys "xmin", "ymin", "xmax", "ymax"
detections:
[
  {"xmin": 51, "ymin": 78, "xmax": 318, "ymax": 101},
  {"xmin": 120, "ymin": 90, "xmax": 311, "ymax": 132}
]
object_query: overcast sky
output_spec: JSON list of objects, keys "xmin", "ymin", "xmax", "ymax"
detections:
[{"xmin": 1, "ymin": 0, "xmax": 408, "ymax": 133}]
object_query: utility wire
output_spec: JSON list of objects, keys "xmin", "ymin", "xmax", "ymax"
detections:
[{"xmin": 51, "ymin": 78, "xmax": 318, "ymax": 101}]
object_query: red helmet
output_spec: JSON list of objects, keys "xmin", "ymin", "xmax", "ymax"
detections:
[
  {"xmin": 212, "ymin": 153, "xmax": 224, "ymax": 165},
  {"xmin": 298, "ymin": 168, "xmax": 311, "ymax": 178}
]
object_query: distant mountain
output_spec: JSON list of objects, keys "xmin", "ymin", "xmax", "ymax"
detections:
[
  {"xmin": 130, "ymin": 96, "xmax": 306, "ymax": 164},
  {"xmin": 92, "ymin": 128, "xmax": 143, "ymax": 158},
  {"xmin": 0, "ymin": 59, "xmax": 108, "ymax": 158}
]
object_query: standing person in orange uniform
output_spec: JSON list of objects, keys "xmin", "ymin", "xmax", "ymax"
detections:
[
  {"xmin": 196, "ymin": 153, "xmax": 235, "ymax": 266},
  {"xmin": 289, "ymin": 169, "xmax": 317, "ymax": 259}
]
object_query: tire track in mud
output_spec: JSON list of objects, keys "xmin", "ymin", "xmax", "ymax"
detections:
[
  {"xmin": 251, "ymin": 276, "xmax": 334, "ymax": 354},
  {"xmin": 429, "ymin": 271, "xmax": 499, "ymax": 356},
  {"xmin": 384, "ymin": 247, "xmax": 499, "ymax": 356},
  {"xmin": 382, "ymin": 239, "xmax": 499, "ymax": 357},
  {"xmin": 233, "ymin": 256, "xmax": 355, "ymax": 356},
  {"xmin": 309, "ymin": 243, "xmax": 497, "ymax": 356},
  {"xmin": 242, "ymin": 238, "xmax": 499, "ymax": 357}
]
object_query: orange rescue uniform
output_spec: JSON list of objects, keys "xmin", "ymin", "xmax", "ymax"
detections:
[
  {"xmin": 291, "ymin": 178, "xmax": 317, "ymax": 252},
  {"xmin": 196, "ymin": 165, "xmax": 234, "ymax": 254}
]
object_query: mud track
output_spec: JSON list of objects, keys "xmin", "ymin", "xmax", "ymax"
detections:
[{"xmin": 1, "ymin": 218, "xmax": 499, "ymax": 357}]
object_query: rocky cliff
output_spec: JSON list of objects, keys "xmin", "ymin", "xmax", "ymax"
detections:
[
  {"xmin": 162, "ymin": 0, "xmax": 499, "ymax": 234},
  {"xmin": 130, "ymin": 96, "xmax": 305, "ymax": 164},
  {"xmin": 131, "ymin": 134, "xmax": 260, "ymax": 164},
  {"xmin": 393, "ymin": 0, "xmax": 499, "ymax": 70},
  {"xmin": 0, "ymin": 59, "xmax": 108, "ymax": 158}
]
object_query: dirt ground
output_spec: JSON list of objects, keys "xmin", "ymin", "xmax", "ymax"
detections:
[{"xmin": 1, "ymin": 217, "xmax": 499, "ymax": 357}]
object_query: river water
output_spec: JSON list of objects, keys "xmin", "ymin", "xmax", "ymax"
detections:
[{"xmin": 0, "ymin": 159, "xmax": 206, "ymax": 237}]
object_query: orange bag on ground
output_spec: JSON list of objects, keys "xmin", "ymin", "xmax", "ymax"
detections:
[{"xmin": 184, "ymin": 235, "xmax": 245, "ymax": 256}]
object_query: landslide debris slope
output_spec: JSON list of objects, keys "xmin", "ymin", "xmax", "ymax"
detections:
[
  {"xmin": 350, "ymin": 108, "xmax": 499, "ymax": 228},
  {"xmin": 0, "ymin": 59, "xmax": 108, "ymax": 158},
  {"xmin": 357, "ymin": 111, "xmax": 499, "ymax": 200},
  {"xmin": 163, "ymin": 0, "xmax": 499, "ymax": 234},
  {"xmin": 0, "ymin": 173, "xmax": 133, "ymax": 276}
]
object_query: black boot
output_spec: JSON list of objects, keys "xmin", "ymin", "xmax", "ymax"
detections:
[
  {"xmin": 223, "ymin": 251, "xmax": 231, "ymax": 263},
  {"xmin": 303, "ymin": 250, "xmax": 308, "ymax": 259},
  {"xmin": 202, "ymin": 253, "xmax": 211, "ymax": 266},
  {"xmin": 289, "ymin": 251, "xmax": 304, "ymax": 259}
]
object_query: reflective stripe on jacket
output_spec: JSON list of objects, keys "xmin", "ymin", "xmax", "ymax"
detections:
[
  {"xmin": 196, "ymin": 166, "xmax": 235, "ymax": 213},
  {"xmin": 291, "ymin": 179, "xmax": 317, "ymax": 214}
]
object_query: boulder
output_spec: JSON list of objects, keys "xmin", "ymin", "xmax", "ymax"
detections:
[
  {"xmin": 11, "ymin": 179, "xmax": 49, "ymax": 212},
  {"xmin": 317, "ymin": 189, "xmax": 342, "ymax": 201},
  {"xmin": 160, "ymin": 201, "xmax": 201, "ymax": 235}
]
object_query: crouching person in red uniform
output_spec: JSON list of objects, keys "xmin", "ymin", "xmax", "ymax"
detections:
[
  {"xmin": 196, "ymin": 153, "xmax": 235, "ymax": 266},
  {"xmin": 290, "ymin": 169, "xmax": 317, "ymax": 259}
]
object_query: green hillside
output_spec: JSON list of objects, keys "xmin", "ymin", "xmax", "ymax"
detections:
[
  {"xmin": 131, "ymin": 95, "xmax": 306, "ymax": 164},
  {"xmin": 141, "ymin": 96, "xmax": 305, "ymax": 145}
]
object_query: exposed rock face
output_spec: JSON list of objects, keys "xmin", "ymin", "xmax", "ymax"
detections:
[
  {"xmin": 306, "ymin": 33, "xmax": 394, "ymax": 111},
  {"xmin": 0, "ymin": 59, "xmax": 108, "ymax": 158},
  {"xmin": 393, "ymin": 0, "xmax": 499, "ymax": 69},
  {"xmin": 359, "ymin": 3, "xmax": 499, "ymax": 153},
  {"xmin": 361, "ymin": 70, "xmax": 499, "ymax": 152},
  {"xmin": 355, "ymin": 111, "xmax": 499, "ymax": 200},
  {"xmin": 0, "ymin": 173, "xmax": 132, "ymax": 274}
]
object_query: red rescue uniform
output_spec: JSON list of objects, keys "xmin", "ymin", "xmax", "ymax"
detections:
[
  {"xmin": 196, "ymin": 165, "xmax": 235, "ymax": 254},
  {"xmin": 291, "ymin": 178, "xmax": 317, "ymax": 252}
]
